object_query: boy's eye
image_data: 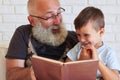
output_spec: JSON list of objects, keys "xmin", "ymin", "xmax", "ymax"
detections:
[
  {"xmin": 84, "ymin": 34, "xmax": 89, "ymax": 37},
  {"xmin": 77, "ymin": 34, "xmax": 80, "ymax": 36}
]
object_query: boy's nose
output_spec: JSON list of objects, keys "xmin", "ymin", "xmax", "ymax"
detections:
[{"xmin": 79, "ymin": 37, "xmax": 86, "ymax": 43}]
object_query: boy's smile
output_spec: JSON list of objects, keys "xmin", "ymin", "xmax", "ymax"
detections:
[{"xmin": 76, "ymin": 21, "xmax": 104, "ymax": 48}]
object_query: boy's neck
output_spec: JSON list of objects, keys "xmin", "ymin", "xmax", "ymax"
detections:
[{"xmin": 95, "ymin": 41, "xmax": 103, "ymax": 49}]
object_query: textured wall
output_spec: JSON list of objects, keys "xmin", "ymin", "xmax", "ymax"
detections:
[{"xmin": 0, "ymin": 0, "xmax": 120, "ymax": 61}]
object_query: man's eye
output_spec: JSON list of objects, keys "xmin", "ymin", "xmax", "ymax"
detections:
[
  {"xmin": 45, "ymin": 16, "xmax": 52, "ymax": 18},
  {"xmin": 57, "ymin": 12, "xmax": 61, "ymax": 16},
  {"xmin": 46, "ymin": 16, "xmax": 52, "ymax": 19},
  {"xmin": 44, "ymin": 14, "xmax": 52, "ymax": 18}
]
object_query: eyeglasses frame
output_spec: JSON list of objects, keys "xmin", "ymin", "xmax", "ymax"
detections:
[{"xmin": 30, "ymin": 7, "xmax": 65, "ymax": 21}]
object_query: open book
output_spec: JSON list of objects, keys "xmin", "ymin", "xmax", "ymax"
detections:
[{"xmin": 31, "ymin": 55, "xmax": 98, "ymax": 80}]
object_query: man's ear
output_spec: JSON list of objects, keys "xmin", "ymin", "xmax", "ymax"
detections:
[
  {"xmin": 28, "ymin": 16, "xmax": 35, "ymax": 26},
  {"xmin": 99, "ymin": 28, "xmax": 105, "ymax": 37}
]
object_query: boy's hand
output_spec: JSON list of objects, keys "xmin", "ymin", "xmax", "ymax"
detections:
[
  {"xmin": 79, "ymin": 42, "xmax": 92, "ymax": 60},
  {"xmin": 79, "ymin": 42, "xmax": 99, "ymax": 60},
  {"xmin": 79, "ymin": 47, "xmax": 92, "ymax": 60},
  {"xmin": 89, "ymin": 44, "xmax": 99, "ymax": 60}
]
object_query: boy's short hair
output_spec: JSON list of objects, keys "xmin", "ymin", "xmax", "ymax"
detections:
[{"xmin": 74, "ymin": 6, "xmax": 105, "ymax": 31}]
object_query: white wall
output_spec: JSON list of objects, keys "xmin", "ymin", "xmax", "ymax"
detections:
[{"xmin": 0, "ymin": 0, "xmax": 120, "ymax": 62}]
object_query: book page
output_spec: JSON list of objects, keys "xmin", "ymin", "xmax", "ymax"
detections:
[
  {"xmin": 32, "ymin": 55, "xmax": 63, "ymax": 64},
  {"xmin": 31, "ymin": 55, "xmax": 63, "ymax": 80},
  {"xmin": 63, "ymin": 60, "xmax": 98, "ymax": 80}
]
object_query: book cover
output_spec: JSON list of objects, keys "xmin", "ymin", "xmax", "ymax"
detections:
[{"xmin": 31, "ymin": 55, "xmax": 98, "ymax": 80}]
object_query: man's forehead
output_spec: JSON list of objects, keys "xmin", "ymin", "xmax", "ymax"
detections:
[
  {"xmin": 34, "ymin": 0, "xmax": 60, "ymax": 15},
  {"xmin": 35, "ymin": 0, "xmax": 60, "ymax": 8}
]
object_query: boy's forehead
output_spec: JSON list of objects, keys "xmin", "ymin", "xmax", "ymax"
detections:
[{"xmin": 76, "ymin": 22, "xmax": 96, "ymax": 33}]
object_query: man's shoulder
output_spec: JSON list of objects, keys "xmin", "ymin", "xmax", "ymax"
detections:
[
  {"xmin": 16, "ymin": 24, "xmax": 32, "ymax": 31},
  {"xmin": 67, "ymin": 31, "xmax": 78, "ymax": 40},
  {"xmin": 15, "ymin": 24, "xmax": 32, "ymax": 34},
  {"xmin": 65, "ymin": 31, "xmax": 78, "ymax": 48},
  {"xmin": 68, "ymin": 31, "xmax": 76, "ymax": 35}
]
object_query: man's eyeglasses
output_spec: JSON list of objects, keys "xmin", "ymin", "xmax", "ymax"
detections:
[{"xmin": 30, "ymin": 7, "xmax": 65, "ymax": 21}]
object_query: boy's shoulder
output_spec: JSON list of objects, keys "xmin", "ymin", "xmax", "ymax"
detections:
[
  {"xmin": 98, "ymin": 43, "xmax": 116, "ymax": 56},
  {"xmin": 101, "ymin": 43, "xmax": 114, "ymax": 51}
]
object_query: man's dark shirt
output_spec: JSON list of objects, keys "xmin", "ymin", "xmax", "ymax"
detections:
[{"xmin": 5, "ymin": 24, "xmax": 78, "ymax": 61}]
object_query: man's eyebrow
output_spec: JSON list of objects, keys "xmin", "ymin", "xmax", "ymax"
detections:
[
  {"xmin": 45, "ymin": 7, "xmax": 61, "ymax": 15},
  {"xmin": 43, "ymin": 11, "xmax": 54, "ymax": 16},
  {"xmin": 46, "ymin": 11, "xmax": 53, "ymax": 14}
]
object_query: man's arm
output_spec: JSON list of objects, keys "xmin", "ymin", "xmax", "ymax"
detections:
[{"xmin": 6, "ymin": 59, "xmax": 36, "ymax": 80}]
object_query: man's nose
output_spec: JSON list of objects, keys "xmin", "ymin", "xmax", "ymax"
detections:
[{"xmin": 52, "ymin": 16, "xmax": 61, "ymax": 25}]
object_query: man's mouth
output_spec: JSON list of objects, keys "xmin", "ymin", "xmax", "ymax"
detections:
[{"xmin": 52, "ymin": 26, "xmax": 60, "ymax": 34}]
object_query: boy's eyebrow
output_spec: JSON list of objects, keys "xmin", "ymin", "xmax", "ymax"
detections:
[
  {"xmin": 84, "ymin": 33, "xmax": 89, "ymax": 35},
  {"xmin": 76, "ymin": 33, "xmax": 81, "ymax": 36}
]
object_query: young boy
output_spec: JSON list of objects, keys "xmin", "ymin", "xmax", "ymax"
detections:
[{"xmin": 66, "ymin": 6, "xmax": 120, "ymax": 80}]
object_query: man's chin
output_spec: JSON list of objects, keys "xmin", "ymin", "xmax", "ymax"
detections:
[{"xmin": 32, "ymin": 22, "xmax": 68, "ymax": 46}]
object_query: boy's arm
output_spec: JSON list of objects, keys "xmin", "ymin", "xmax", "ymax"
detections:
[
  {"xmin": 89, "ymin": 45, "xmax": 119, "ymax": 80},
  {"xmin": 65, "ymin": 58, "xmax": 72, "ymax": 62},
  {"xmin": 6, "ymin": 59, "xmax": 36, "ymax": 80},
  {"xmin": 98, "ymin": 61, "xmax": 119, "ymax": 80}
]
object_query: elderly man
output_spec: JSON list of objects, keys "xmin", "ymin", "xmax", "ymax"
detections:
[{"xmin": 5, "ymin": 0, "xmax": 78, "ymax": 80}]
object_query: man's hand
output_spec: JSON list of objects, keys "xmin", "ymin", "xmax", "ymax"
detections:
[{"xmin": 30, "ymin": 67, "xmax": 36, "ymax": 80}]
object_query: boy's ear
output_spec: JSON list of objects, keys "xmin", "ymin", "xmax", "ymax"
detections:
[{"xmin": 99, "ymin": 28, "xmax": 105, "ymax": 37}]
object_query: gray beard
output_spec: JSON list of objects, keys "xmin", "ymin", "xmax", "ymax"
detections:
[{"xmin": 32, "ymin": 23, "xmax": 68, "ymax": 46}]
